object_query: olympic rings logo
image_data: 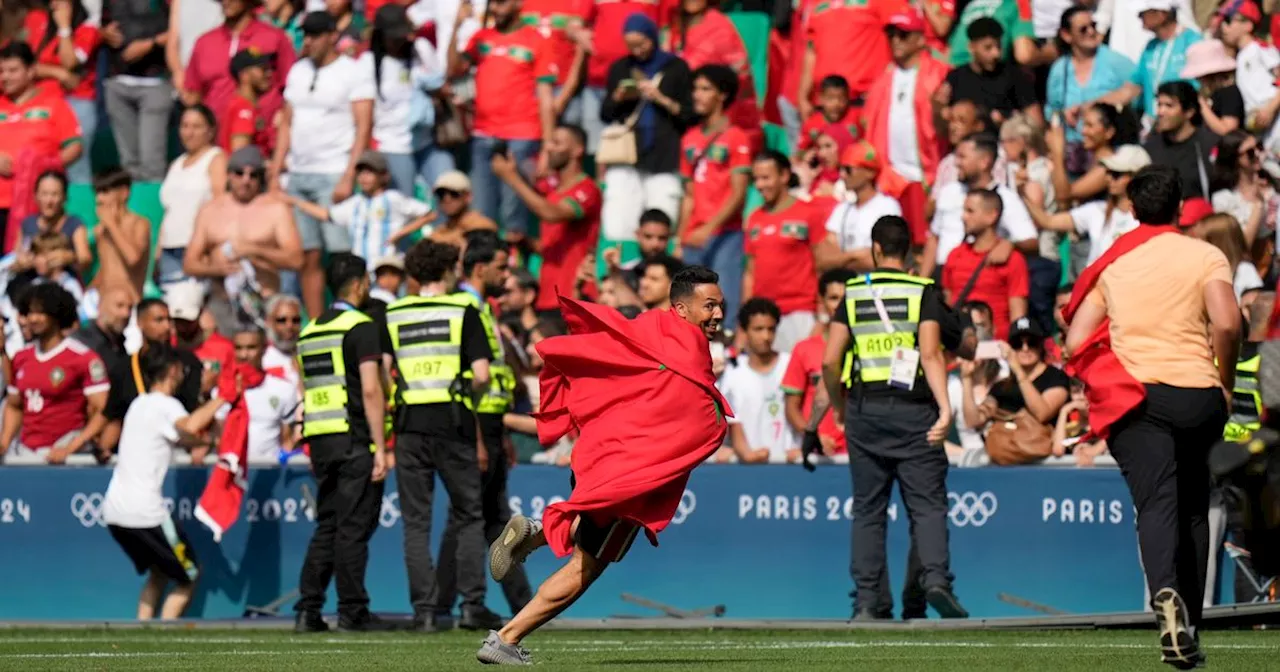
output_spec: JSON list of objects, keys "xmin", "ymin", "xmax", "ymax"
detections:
[
  {"xmin": 947, "ymin": 491, "xmax": 998, "ymax": 527},
  {"xmin": 379, "ymin": 492, "xmax": 401, "ymax": 528},
  {"xmin": 671, "ymin": 489, "xmax": 697, "ymax": 525},
  {"xmin": 70, "ymin": 492, "xmax": 105, "ymax": 528}
]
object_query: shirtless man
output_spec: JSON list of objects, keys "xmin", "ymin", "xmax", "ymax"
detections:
[
  {"xmin": 428, "ymin": 170, "xmax": 497, "ymax": 248},
  {"xmin": 88, "ymin": 168, "xmax": 152, "ymax": 307},
  {"xmin": 183, "ymin": 146, "xmax": 302, "ymax": 331}
]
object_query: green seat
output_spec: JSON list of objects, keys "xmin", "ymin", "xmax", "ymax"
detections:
[
  {"xmin": 764, "ymin": 122, "xmax": 791, "ymax": 156},
  {"xmin": 726, "ymin": 11, "xmax": 770, "ymax": 105},
  {"xmin": 67, "ymin": 181, "xmax": 166, "ymax": 299}
]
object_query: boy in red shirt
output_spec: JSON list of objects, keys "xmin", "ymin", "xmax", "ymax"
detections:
[
  {"xmin": 743, "ymin": 149, "xmax": 832, "ymax": 352},
  {"xmin": 221, "ymin": 49, "xmax": 274, "ymax": 154},
  {"xmin": 679, "ymin": 64, "xmax": 751, "ymax": 328},
  {"xmin": 941, "ymin": 189, "xmax": 1028, "ymax": 339},
  {"xmin": 799, "ymin": 0, "xmax": 906, "ymax": 117},
  {"xmin": 783, "ymin": 268, "xmax": 852, "ymax": 458},
  {"xmin": 796, "ymin": 75, "xmax": 863, "ymax": 154}
]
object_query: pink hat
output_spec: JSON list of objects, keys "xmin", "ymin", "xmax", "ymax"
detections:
[{"xmin": 1180, "ymin": 39, "xmax": 1237, "ymax": 79}]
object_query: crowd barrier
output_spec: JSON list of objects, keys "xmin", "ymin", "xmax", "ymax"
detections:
[{"xmin": 0, "ymin": 464, "xmax": 1211, "ymax": 620}]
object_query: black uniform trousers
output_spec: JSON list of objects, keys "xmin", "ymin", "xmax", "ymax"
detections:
[
  {"xmin": 847, "ymin": 396, "xmax": 953, "ymax": 617},
  {"xmin": 397, "ymin": 427, "xmax": 487, "ymax": 618},
  {"xmin": 1108, "ymin": 384, "xmax": 1227, "ymax": 628},
  {"xmin": 436, "ymin": 419, "xmax": 534, "ymax": 615},
  {"xmin": 296, "ymin": 435, "xmax": 383, "ymax": 620}
]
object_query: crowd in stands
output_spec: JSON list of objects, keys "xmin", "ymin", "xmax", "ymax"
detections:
[{"xmin": 0, "ymin": 0, "xmax": 1275, "ymax": 468}]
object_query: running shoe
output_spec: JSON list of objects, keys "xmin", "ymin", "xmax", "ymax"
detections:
[{"xmin": 490, "ymin": 515, "xmax": 542, "ymax": 581}]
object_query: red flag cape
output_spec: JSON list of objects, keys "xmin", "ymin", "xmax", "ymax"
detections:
[
  {"xmin": 1063, "ymin": 225, "xmax": 1178, "ymax": 439},
  {"xmin": 195, "ymin": 362, "xmax": 267, "ymax": 542},
  {"xmin": 536, "ymin": 297, "xmax": 733, "ymax": 558}
]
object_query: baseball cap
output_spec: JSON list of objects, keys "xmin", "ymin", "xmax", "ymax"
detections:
[
  {"xmin": 164, "ymin": 281, "xmax": 206, "ymax": 322},
  {"xmin": 229, "ymin": 48, "xmax": 271, "ymax": 79},
  {"xmin": 1136, "ymin": 0, "xmax": 1178, "ymax": 14},
  {"xmin": 434, "ymin": 170, "xmax": 472, "ymax": 193},
  {"xmin": 374, "ymin": 254, "xmax": 405, "ymax": 274},
  {"xmin": 1179, "ymin": 197, "xmax": 1215, "ymax": 228},
  {"xmin": 840, "ymin": 141, "xmax": 882, "ymax": 174},
  {"xmin": 301, "ymin": 11, "xmax": 338, "ymax": 35},
  {"xmin": 885, "ymin": 9, "xmax": 926, "ymax": 33},
  {"xmin": 1098, "ymin": 145, "xmax": 1152, "ymax": 174},
  {"xmin": 1218, "ymin": 0, "xmax": 1262, "ymax": 23},
  {"xmin": 355, "ymin": 150, "xmax": 389, "ymax": 174},
  {"xmin": 228, "ymin": 145, "xmax": 266, "ymax": 173},
  {"xmin": 1007, "ymin": 317, "xmax": 1045, "ymax": 345}
]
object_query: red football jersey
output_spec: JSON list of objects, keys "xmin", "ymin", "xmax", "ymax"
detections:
[{"xmin": 8, "ymin": 339, "xmax": 109, "ymax": 449}]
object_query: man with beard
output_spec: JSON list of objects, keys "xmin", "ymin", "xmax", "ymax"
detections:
[
  {"xmin": 493, "ymin": 125, "xmax": 601, "ymax": 315},
  {"xmin": 184, "ymin": 146, "xmax": 303, "ymax": 335},
  {"xmin": 1142, "ymin": 81, "xmax": 1220, "ymax": 200},
  {"xmin": 262, "ymin": 294, "xmax": 303, "ymax": 389},
  {"xmin": 434, "ymin": 231, "xmax": 533, "ymax": 626},
  {"xmin": 427, "ymin": 171, "xmax": 498, "ymax": 249},
  {"xmin": 635, "ymin": 255, "xmax": 682, "ymax": 312}
]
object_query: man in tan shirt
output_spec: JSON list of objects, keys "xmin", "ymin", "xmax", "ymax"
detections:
[{"xmin": 1066, "ymin": 165, "xmax": 1239, "ymax": 670}]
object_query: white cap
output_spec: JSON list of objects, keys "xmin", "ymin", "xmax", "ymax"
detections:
[
  {"xmin": 1099, "ymin": 145, "xmax": 1153, "ymax": 174},
  {"xmin": 1137, "ymin": 0, "xmax": 1179, "ymax": 14},
  {"xmin": 164, "ymin": 280, "xmax": 206, "ymax": 322}
]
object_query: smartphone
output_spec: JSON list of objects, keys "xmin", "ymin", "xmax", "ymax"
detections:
[
  {"xmin": 490, "ymin": 139, "xmax": 509, "ymax": 159},
  {"xmin": 975, "ymin": 340, "xmax": 1002, "ymax": 361},
  {"xmin": 618, "ymin": 79, "xmax": 637, "ymax": 90}
]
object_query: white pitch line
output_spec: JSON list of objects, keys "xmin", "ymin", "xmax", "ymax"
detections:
[
  {"xmin": 539, "ymin": 640, "xmax": 1280, "ymax": 652},
  {"xmin": 0, "ymin": 650, "xmax": 354, "ymax": 659}
]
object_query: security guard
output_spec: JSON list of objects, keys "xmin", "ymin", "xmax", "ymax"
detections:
[
  {"xmin": 820, "ymin": 215, "xmax": 975, "ymax": 621},
  {"xmin": 434, "ymin": 231, "xmax": 534, "ymax": 623},
  {"xmin": 294, "ymin": 253, "xmax": 390, "ymax": 633},
  {"xmin": 1224, "ymin": 302, "xmax": 1268, "ymax": 442},
  {"xmin": 388, "ymin": 239, "xmax": 503, "ymax": 632}
]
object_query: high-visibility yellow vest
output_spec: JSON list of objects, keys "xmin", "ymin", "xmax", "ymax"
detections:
[
  {"xmin": 842, "ymin": 271, "xmax": 930, "ymax": 387},
  {"xmin": 386, "ymin": 293, "xmax": 472, "ymax": 406},
  {"xmin": 1225, "ymin": 353, "xmax": 1262, "ymax": 442},
  {"xmin": 298, "ymin": 310, "xmax": 372, "ymax": 438},
  {"xmin": 469, "ymin": 301, "xmax": 515, "ymax": 415}
]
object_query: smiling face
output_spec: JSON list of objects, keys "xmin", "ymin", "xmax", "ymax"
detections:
[{"xmin": 674, "ymin": 283, "xmax": 725, "ymax": 340}]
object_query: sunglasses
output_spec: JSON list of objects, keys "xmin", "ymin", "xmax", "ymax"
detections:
[
  {"xmin": 1074, "ymin": 21, "xmax": 1097, "ymax": 34},
  {"xmin": 1010, "ymin": 338, "xmax": 1042, "ymax": 351},
  {"xmin": 886, "ymin": 28, "xmax": 912, "ymax": 40},
  {"xmin": 1242, "ymin": 146, "xmax": 1262, "ymax": 158},
  {"xmin": 233, "ymin": 167, "xmax": 264, "ymax": 178},
  {"xmin": 434, "ymin": 188, "xmax": 463, "ymax": 200},
  {"xmin": 274, "ymin": 316, "xmax": 302, "ymax": 325},
  {"xmin": 1106, "ymin": 169, "xmax": 1129, "ymax": 179}
]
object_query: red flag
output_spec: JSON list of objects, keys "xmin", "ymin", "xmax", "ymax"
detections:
[
  {"xmin": 195, "ymin": 362, "xmax": 267, "ymax": 542},
  {"xmin": 536, "ymin": 297, "xmax": 733, "ymax": 558},
  {"xmin": 1063, "ymin": 225, "xmax": 1178, "ymax": 439}
]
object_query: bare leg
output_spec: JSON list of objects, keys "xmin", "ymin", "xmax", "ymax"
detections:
[
  {"xmin": 160, "ymin": 580, "xmax": 196, "ymax": 619},
  {"xmin": 301, "ymin": 250, "xmax": 324, "ymax": 319},
  {"xmin": 498, "ymin": 545, "xmax": 605, "ymax": 645},
  {"xmin": 137, "ymin": 570, "xmax": 166, "ymax": 620}
]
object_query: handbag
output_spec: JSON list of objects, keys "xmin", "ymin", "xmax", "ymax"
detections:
[
  {"xmin": 597, "ymin": 74, "xmax": 664, "ymax": 166},
  {"xmin": 433, "ymin": 93, "xmax": 470, "ymax": 149},
  {"xmin": 984, "ymin": 408, "xmax": 1053, "ymax": 466}
]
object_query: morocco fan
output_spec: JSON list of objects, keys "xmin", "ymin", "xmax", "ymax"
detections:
[{"xmin": 0, "ymin": 284, "xmax": 110, "ymax": 462}]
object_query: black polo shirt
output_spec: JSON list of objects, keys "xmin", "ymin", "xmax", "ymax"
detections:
[
  {"xmin": 73, "ymin": 323, "xmax": 127, "ymax": 374},
  {"xmin": 945, "ymin": 62, "xmax": 1037, "ymax": 118},
  {"xmin": 395, "ymin": 303, "xmax": 493, "ymax": 443},
  {"xmin": 104, "ymin": 348, "xmax": 202, "ymax": 420}
]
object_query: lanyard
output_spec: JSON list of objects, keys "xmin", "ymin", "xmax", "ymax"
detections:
[
  {"xmin": 1151, "ymin": 29, "xmax": 1182, "ymax": 97},
  {"xmin": 864, "ymin": 274, "xmax": 896, "ymax": 334}
]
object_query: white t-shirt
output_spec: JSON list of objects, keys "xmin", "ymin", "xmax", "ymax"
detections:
[
  {"xmin": 1236, "ymin": 40, "xmax": 1280, "ymax": 115},
  {"xmin": 719, "ymin": 354, "xmax": 797, "ymax": 461},
  {"xmin": 214, "ymin": 376, "xmax": 300, "ymax": 464},
  {"xmin": 824, "ymin": 193, "xmax": 903, "ymax": 252},
  {"xmin": 1236, "ymin": 261, "xmax": 1264, "ymax": 302},
  {"xmin": 1098, "ymin": 0, "xmax": 1197, "ymax": 63},
  {"xmin": 888, "ymin": 66, "xmax": 923, "ymax": 183},
  {"xmin": 360, "ymin": 40, "xmax": 442, "ymax": 155},
  {"xmin": 262, "ymin": 345, "xmax": 301, "ymax": 390},
  {"xmin": 1069, "ymin": 200, "xmax": 1139, "ymax": 265},
  {"xmin": 947, "ymin": 374, "xmax": 985, "ymax": 452},
  {"xmin": 329, "ymin": 190, "xmax": 432, "ymax": 262},
  {"xmin": 930, "ymin": 182, "xmax": 1038, "ymax": 265},
  {"xmin": 1033, "ymin": 0, "xmax": 1075, "ymax": 39},
  {"xmin": 103, "ymin": 393, "xmax": 188, "ymax": 529},
  {"xmin": 284, "ymin": 55, "xmax": 376, "ymax": 174}
]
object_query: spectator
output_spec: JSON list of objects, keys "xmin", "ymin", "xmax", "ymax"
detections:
[
  {"xmin": 795, "ymin": 75, "xmax": 861, "ymax": 156},
  {"xmin": 326, "ymin": 0, "xmax": 366, "ymax": 56},
  {"xmin": 678, "ymin": 64, "xmax": 750, "ymax": 329},
  {"xmin": 286, "ymin": 150, "xmax": 433, "ymax": 262},
  {"xmin": 493, "ymin": 124, "xmax": 600, "ymax": 314},
  {"xmin": 1142, "ymin": 80, "xmax": 1219, "ymax": 200},
  {"xmin": 369, "ymin": 255, "xmax": 405, "ymax": 305},
  {"xmin": 262, "ymin": 0, "xmax": 305, "ymax": 52},
  {"xmin": 1217, "ymin": 1, "xmax": 1277, "ymax": 121},
  {"xmin": 797, "ymin": 123, "xmax": 854, "ymax": 199},
  {"xmin": 426, "ymin": 171, "xmax": 498, "ymax": 247},
  {"xmin": 168, "ymin": 0, "xmax": 223, "ymax": 81},
  {"xmin": 1046, "ymin": 4, "xmax": 1136, "ymax": 146},
  {"xmin": 24, "ymin": 0, "xmax": 99, "ymax": 185},
  {"xmin": 167, "ymin": 280, "xmax": 234, "ymax": 399},
  {"xmin": 159, "ymin": 105, "xmax": 227, "ymax": 288},
  {"xmin": 1179, "ymin": 39, "xmax": 1244, "ymax": 136},
  {"xmin": 719, "ymin": 298, "xmax": 796, "ymax": 464},
  {"xmin": 633, "ymin": 254, "xmax": 681, "ymax": 312},
  {"xmin": 799, "ymin": 0, "xmax": 898, "ymax": 114},
  {"xmin": 499, "ymin": 267, "xmax": 540, "ymax": 344},
  {"xmin": 1195, "ymin": 212, "xmax": 1263, "ymax": 306},
  {"xmin": 941, "ymin": 189, "xmax": 1029, "ymax": 339},
  {"xmin": 775, "ymin": 0, "xmax": 816, "ymax": 148},
  {"xmin": 1026, "ymin": 144, "xmax": 1149, "ymax": 266},
  {"xmin": 273, "ymin": 10, "xmax": 374, "ymax": 318},
  {"xmin": 1211, "ymin": 130, "xmax": 1270, "ymax": 247},
  {"xmin": 448, "ymin": 0, "xmax": 555, "ymax": 240},
  {"xmin": 0, "ymin": 283, "xmax": 109, "ymax": 463},
  {"xmin": 743, "ymin": 150, "xmax": 832, "ymax": 353},
  {"xmin": 966, "ymin": 317, "xmax": 1070, "ymax": 436},
  {"xmin": 101, "ymin": 0, "xmax": 172, "ymax": 182},
  {"xmin": 824, "ymin": 142, "xmax": 902, "ymax": 271},
  {"xmin": 185, "ymin": 146, "xmax": 301, "ymax": 333},
  {"xmin": 863, "ymin": 10, "xmax": 949, "ymax": 245},
  {"xmin": 1053, "ymin": 284, "xmax": 1071, "ymax": 336},
  {"xmin": 74, "ymin": 286, "xmax": 132, "ymax": 373},
  {"xmin": 601, "ymin": 208, "xmax": 673, "ymax": 276},
  {"xmin": 14, "ymin": 171, "xmax": 88, "ymax": 274},
  {"xmin": 948, "ymin": 0, "xmax": 1035, "ymax": 67},
  {"xmin": 28, "ymin": 231, "xmax": 84, "ymax": 302},
  {"xmin": 1095, "ymin": 0, "xmax": 1196, "ymax": 64},
  {"xmin": 87, "ymin": 168, "xmax": 150, "ymax": 309},
  {"xmin": 1108, "ymin": 0, "xmax": 1201, "ymax": 126},
  {"xmin": 924, "ymin": 133, "xmax": 1037, "ymax": 281},
  {"xmin": 782, "ymin": 269, "xmax": 851, "ymax": 457},
  {"xmin": 218, "ymin": 327, "xmax": 300, "ymax": 463},
  {"xmin": 520, "ymin": 0, "xmax": 588, "ymax": 124},
  {"xmin": 668, "ymin": 0, "xmax": 761, "ymax": 151},
  {"xmin": 182, "ymin": 0, "xmax": 295, "ymax": 127},
  {"xmin": 1046, "ymin": 103, "xmax": 1137, "ymax": 215},
  {"xmin": 599, "ymin": 13, "xmax": 694, "ymax": 244},
  {"xmin": 932, "ymin": 99, "xmax": 1004, "ymax": 192},
  {"xmin": 261, "ymin": 293, "xmax": 302, "ymax": 387},
  {"xmin": 943, "ymin": 17, "xmax": 1040, "ymax": 125},
  {"xmin": 221, "ymin": 49, "xmax": 275, "ymax": 154},
  {"xmin": 1053, "ymin": 378, "xmax": 1108, "ymax": 466},
  {"xmin": 584, "ymin": 0, "xmax": 662, "ymax": 153},
  {"xmin": 1002, "ymin": 114, "xmax": 1060, "ymax": 259}
]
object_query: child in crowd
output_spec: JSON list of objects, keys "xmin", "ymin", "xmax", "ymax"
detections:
[
  {"xmin": 796, "ymin": 75, "xmax": 863, "ymax": 155},
  {"xmin": 369, "ymin": 255, "xmax": 406, "ymax": 304},
  {"xmin": 30, "ymin": 232, "xmax": 84, "ymax": 303},
  {"xmin": 1053, "ymin": 379, "xmax": 1108, "ymax": 467}
]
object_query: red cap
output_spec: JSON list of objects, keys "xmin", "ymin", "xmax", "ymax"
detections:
[
  {"xmin": 1178, "ymin": 198, "xmax": 1214, "ymax": 228},
  {"xmin": 886, "ymin": 9, "xmax": 926, "ymax": 33},
  {"xmin": 841, "ymin": 141, "xmax": 882, "ymax": 174},
  {"xmin": 1219, "ymin": 0, "xmax": 1262, "ymax": 24}
]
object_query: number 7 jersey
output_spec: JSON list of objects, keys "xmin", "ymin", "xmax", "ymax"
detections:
[{"xmin": 8, "ymin": 339, "xmax": 109, "ymax": 450}]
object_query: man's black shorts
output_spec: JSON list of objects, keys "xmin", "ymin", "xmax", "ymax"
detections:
[
  {"xmin": 569, "ymin": 471, "xmax": 640, "ymax": 563},
  {"xmin": 109, "ymin": 516, "xmax": 200, "ymax": 585}
]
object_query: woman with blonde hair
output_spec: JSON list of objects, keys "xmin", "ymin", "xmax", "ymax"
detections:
[
  {"xmin": 1003, "ymin": 113, "xmax": 1064, "ymax": 264},
  {"xmin": 1194, "ymin": 213, "xmax": 1263, "ymax": 306}
]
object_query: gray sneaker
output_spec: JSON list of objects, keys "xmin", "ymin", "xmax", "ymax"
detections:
[
  {"xmin": 1153, "ymin": 588, "xmax": 1201, "ymax": 669},
  {"xmin": 490, "ymin": 515, "xmax": 541, "ymax": 582},
  {"xmin": 476, "ymin": 630, "xmax": 532, "ymax": 666}
]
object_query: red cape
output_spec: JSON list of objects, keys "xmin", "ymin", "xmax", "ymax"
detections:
[
  {"xmin": 195, "ymin": 362, "xmax": 267, "ymax": 542},
  {"xmin": 536, "ymin": 297, "xmax": 732, "ymax": 558},
  {"xmin": 1063, "ymin": 225, "xmax": 1178, "ymax": 439}
]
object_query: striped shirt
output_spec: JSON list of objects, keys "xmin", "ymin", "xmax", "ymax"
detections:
[{"xmin": 329, "ymin": 190, "xmax": 432, "ymax": 262}]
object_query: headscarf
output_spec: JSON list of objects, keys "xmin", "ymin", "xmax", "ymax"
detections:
[
  {"xmin": 623, "ymin": 13, "xmax": 674, "ymax": 153},
  {"xmin": 812, "ymin": 123, "xmax": 857, "ymax": 195}
]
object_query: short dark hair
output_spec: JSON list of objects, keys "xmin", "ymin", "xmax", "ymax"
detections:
[
  {"xmin": 462, "ymin": 231, "xmax": 502, "ymax": 275},
  {"xmin": 871, "ymin": 216, "xmax": 912, "ymax": 260},
  {"xmin": 533, "ymin": 316, "xmax": 567, "ymax": 339},
  {"xmin": 137, "ymin": 297, "xmax": 169, "ymax": 318},
  {"xmin": 182, "ymin": 103, "xmax": 218, "ymax": 134},
  {"xmin": 559, "ymin": 123, "xmax": 587, "ymax": 150},
  {"xmin": 738, "ymin": 297, "xmax": 781, "ymax": 330},
  {"xmin": 818, "ymin": 269, "xmax": 854, "ymax": 295},
  {"xmin": 1127, "ymin": 165, "xmax": 1182, "ymax": 225},
  {"xmin": 16, "ymin": 282, "xmax": 79, "ymax": 329},
  {"xmin": 639, "ymin": 209, "xmax": 672, "ymax": 228},
  {"xmin": 753, "ymin": 149, "xmax": 791, "ymax": 175},
  {"xmin": 819, "ymin": 75, "xmax": 849, "ymax": 93},
  {"xmin": 669, "ymin": 265, "xmax": 719, "ymax": 303},
  {"xmin": 636, "ymin": 254, "xmax": 683, "ymax": 282},
  {"xmin": 404, "ymin": 239, "xmax": 460, "ymax": 284},
  {"xmin": 967, "ymin": 188, "xmax": 1005, "ymax": 221},
  {"xmin": 140, "ymin": 342, "xmax": 184, "ymax": 390},
  {"xmin": 967, "ymin": 16, "xmax": 1004, "ymax": 42},
  {"xmin": 511, "ymin": 267, "xmax": 538, "ymax": 293},
  {"xmin": 0, "ymin": 42, "xmax": 35, "ymax": 67},
  {"xmin": 963, "ymin": 132, "xmax": 1000, "ymax": 164},
  {"xmin": 93, "ymin": 167, "xmax": 132, "ymax": 193},
  {"xmin": 693, "ymin": 64, "xmax": 739, "ymax": 108},
  {"xmin": 1156, "ymin": 80, "xmax": 1199, "ymax": 116},
  {"xmin": 34, "ymin": 170, "xmax": 67, "ymax": 196},
  {"xmin": 325, "ymin": 252, "xmax": 369, "ymax": 295}
]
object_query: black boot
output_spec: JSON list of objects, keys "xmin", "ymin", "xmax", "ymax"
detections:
[
  {"xmin": 294, "ymin": 611, "xmax": 329, "ymax": 633},
  {"xmin": 459, "ymin": 606, "xmax": 506, "ymax": 631}
]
